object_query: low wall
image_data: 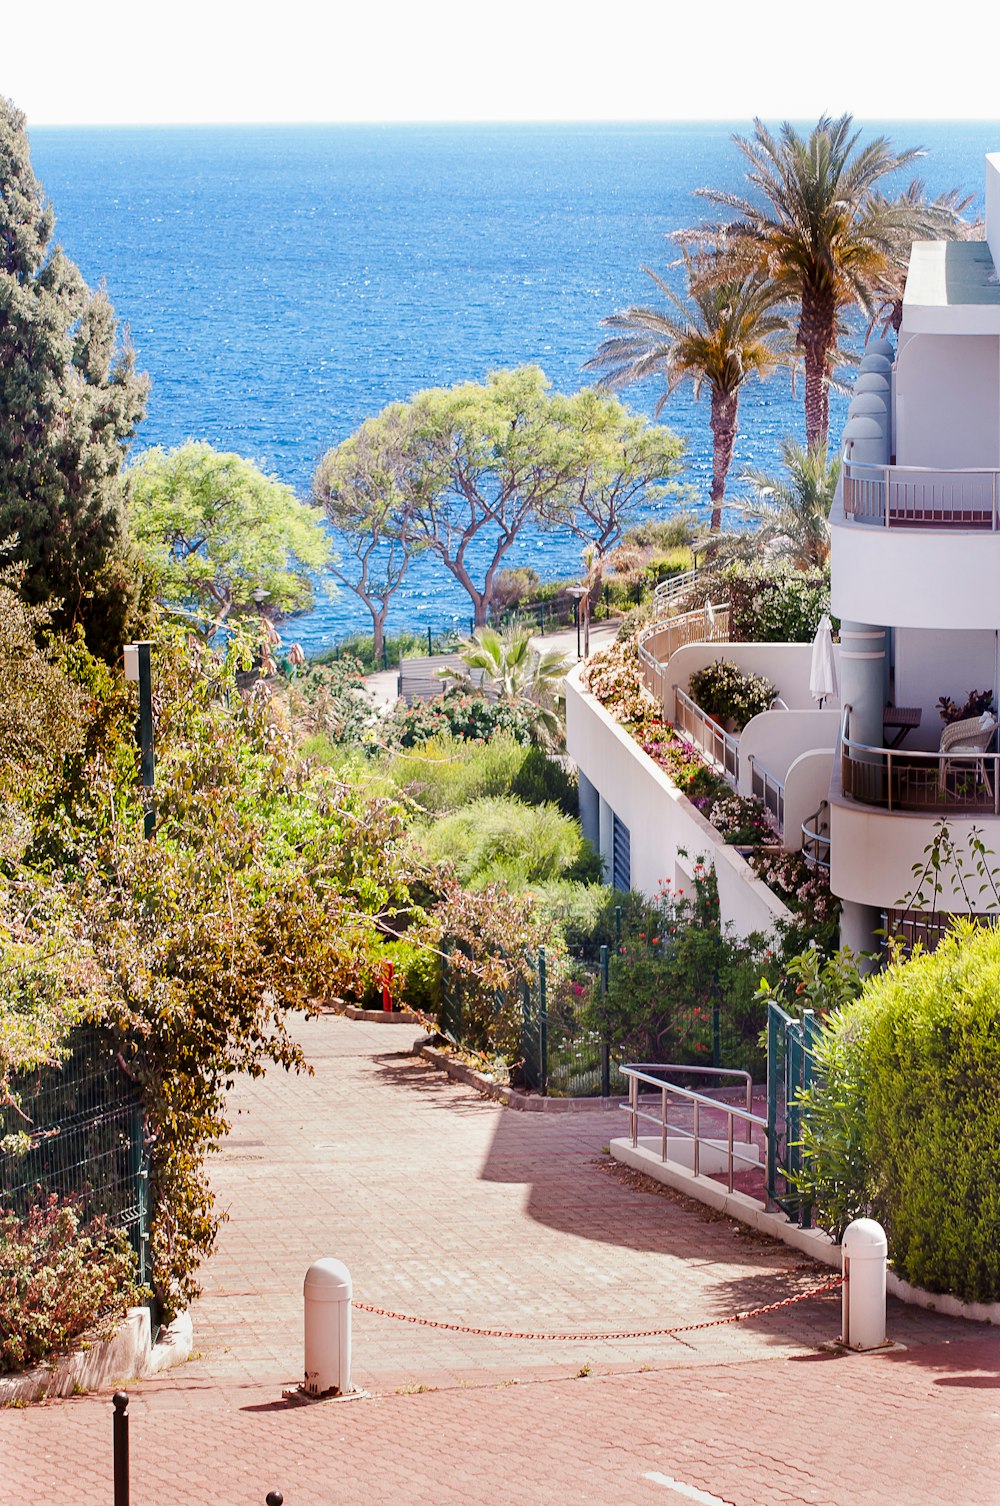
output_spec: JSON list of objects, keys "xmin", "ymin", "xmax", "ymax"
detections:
[
  {"xmin": 737, "ymin": 709, "xmax": 839, "ymax": 795},
  {"xmin": 566, "ymin": 668, "xmax": 790, "ymax": 939},
  {"xmin": 667, "ymin": 641, "xmax": 841, "ymax": 715},
  {"xmin": 0, "ymin": 1308, "xmax": 192, "ymax": 1406},
  {"xmin": 783, "ymin": 750, "xmax": 835, "ymax": 853}
]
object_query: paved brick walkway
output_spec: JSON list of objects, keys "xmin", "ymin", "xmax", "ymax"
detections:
[{"xmin": 5, "ymin": 1016, "xmax": 999, "ymax": 1505}]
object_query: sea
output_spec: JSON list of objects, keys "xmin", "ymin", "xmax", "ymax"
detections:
[{"xmin": 27, "ymin": 120, "xmax": 1000, "ymax": 654}]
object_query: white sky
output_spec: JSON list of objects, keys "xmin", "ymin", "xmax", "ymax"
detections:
[{"xmin": 4, "ymin": 0, "xmax": 997, "ymax": 126}]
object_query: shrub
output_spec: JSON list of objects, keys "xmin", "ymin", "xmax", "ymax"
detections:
[
  {"xmin": 688, "ymin": 659, "xmax": 776, "ymax": 731},
  {"xmin": 490, "ymin": 567, "xmax": 541, "ymax": 613},
  {"xmin": 724, "ymin": 561, "xmax": 830, "ymax": 644},
  {"xmin": 0, "ymin": 1196, "xmax": 142, "ymax": 1371},
  {"xmin": 385, "ymin": 734, "xmax": 577, "ymax": 816},
  {"xmin": 433, "ymin": 880, "xmax": 544, "ymax": 1063},
  {"xmin": 359, "ymin": 935, "xmax": 442, "ymax": 1017},
  {"xmin": 710, "ymin": 794, "xmax": 775, "ymax": 846},
  {"xmin": 798, "ymin": 922, "xmax": 1000, "ymax": 1300},
  {"xmin": 416, "ymin": 797, "xmax": 602, "ymax": 888},
  {"xmin": 386, "ymin": 689, "xmax": 541, "ymax": 748}
]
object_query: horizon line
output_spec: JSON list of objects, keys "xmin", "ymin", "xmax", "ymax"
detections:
[{"xmin": 27, "ymin": 115, "xmax": 1000, "ymax": 131}]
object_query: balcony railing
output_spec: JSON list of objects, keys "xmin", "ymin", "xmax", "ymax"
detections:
[
  {"xmin": 674, "ymin": 686, "xmax": 739, "ymax": 788},
  {"xmin": 801, "ymin": 801, "xmax": 831, "ymax": 872},
  {"xmin": 841, "ymin": 706, "xmax": 1000, "ymax": 815},
  {"xmin": 748, "ymin": 755, "xmax": 785, "ymax": 835},
  {"xmin": 842, "ymin": 456, "xmax": 1000, "ymax": 530},
  {"xmin": 637, "ymin": 603, "xmax": 730, "ymax": 702}
]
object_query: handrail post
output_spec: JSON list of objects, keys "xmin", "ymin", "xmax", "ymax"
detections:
[
  {"xmin": 630, "ymin": 1071, "xmax": 638, "ymax": 1147},
  {"xmin": 727, "ymin": 1115, "xmax": 735, "ymax": 1194},
  {"xmin": 660, "ymin": 1085, "xmax": 667, "ymax": 1162},
  {"xmin": 693, "ymin": 1098, "xmax": 700, "ymax": 1178}
]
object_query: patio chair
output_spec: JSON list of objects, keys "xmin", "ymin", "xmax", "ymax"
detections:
[{"xmin": 938, "ymin": 712, "xmax": 997, "ymax": 795}]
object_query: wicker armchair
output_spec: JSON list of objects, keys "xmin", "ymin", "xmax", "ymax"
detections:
[{"xmin": 938, "ymin": 712, "xmax": 998, "ymax": 794}]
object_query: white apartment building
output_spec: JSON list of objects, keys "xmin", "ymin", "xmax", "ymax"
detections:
[{"xmin": 568, "ymin": 153, "xmax": 1000, "ymax": 953}]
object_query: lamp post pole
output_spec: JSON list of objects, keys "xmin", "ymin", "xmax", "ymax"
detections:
[{"xmin": 124, "ymin": 641, "xmax": 155, "ymax": 839}]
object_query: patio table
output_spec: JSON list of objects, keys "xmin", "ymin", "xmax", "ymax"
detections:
[{"xmin": 883, "ymin": 705, "xmax": 921, "ymax": 749}]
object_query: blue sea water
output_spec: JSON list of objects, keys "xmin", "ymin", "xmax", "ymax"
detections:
[{"xmin": 26, "ymin": 120, "xmax": 1000, "ymax": 652}]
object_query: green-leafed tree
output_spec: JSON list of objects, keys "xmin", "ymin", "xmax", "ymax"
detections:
[
  {"xmin": 129, "ymin": 442, "xmax": 334, "ymax": 634},
  {"xmin": 695, "ymin": 116, "xmax": 922, "ymax": 445},
  {"xmin": 312, "ymin": 402, "xmax": 430, "ymax": 663},
  {"xmin": 0, "ymin": 96, "xmax": 148, "ymax": 647},
  {"xmin": 586, "ymin": 251, "xmax": 790, "ymax": 530}
]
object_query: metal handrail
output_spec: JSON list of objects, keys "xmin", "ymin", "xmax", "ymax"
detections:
[
  {"xmin": 674, "ymin": 685, "xmax": 739, "ymax": 787},
  {"xmin": 840, "ymin": 703, "xmax": 1000, "ymax": 815},
  {"xmin": 801, "ymin": 800, "xmax": 831, "ymax": 872},
  {"xmin": 621, "ymin": 1063, "xmax": 766, "ymax": 1195},
  {"xmin": 652, "ymin": 566, "xmax": 701, "ymax": 612},
  {"xmin": 748, "ymin": 754, "xmax": 785, "ymax": 834},
  {"xmin": 842, "ymin": 452, "xmax": 1000, "ymax": 530},
  {"xmin": 636, "ymin": 603, "xmax": 730, "ymax": 700}
]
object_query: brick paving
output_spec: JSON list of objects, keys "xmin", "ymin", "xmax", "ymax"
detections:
[{"xmin": 4, "ymin": 1015, "xmax": 999, "ymax": 1505}]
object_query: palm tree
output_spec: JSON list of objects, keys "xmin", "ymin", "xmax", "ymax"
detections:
[
  {"xmin": 695, "ymin": 116, "xmax": 923, "ymax": 447},
  {"xmin": 740, "ymin": 439, "xmax": 841, "ymax": 570},
  {"xmin": 586, "ymin": 250, "xmax": 791, "ymax": 531},
  {"xmin": 451, "ymin": 624, "xmax": 569, "ymax": 744}
]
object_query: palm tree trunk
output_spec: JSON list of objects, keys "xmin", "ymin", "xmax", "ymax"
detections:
[
  {"xmin": 798, "ymin": 291, "xmax": 837, "ymax": 447},
  {"xmin": 709, "ymin": 389, "xmax": 739, "ymax": 531}
]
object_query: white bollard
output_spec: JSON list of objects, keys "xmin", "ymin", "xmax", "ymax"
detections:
[
  {"xmin": 841, "ymin": 1218, "xmax": 887, "ymax": 1350},
  {"xmin": 303, "ymin": 1258, "xmax": 352, "ymax": 1396}
]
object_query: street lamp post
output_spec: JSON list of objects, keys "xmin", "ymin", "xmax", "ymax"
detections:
[
  {"xmin": 124, "ymin": 641, "xmax": 155, "ymax": 839},
  {"xmin": 567, "ymin": 585, "xmax": 587, "ymax": 660}
]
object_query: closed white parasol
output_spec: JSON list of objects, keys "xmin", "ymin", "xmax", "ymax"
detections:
[{"xmin": 810, "ymin": 614, "xmax": 838, "ymax": 708}]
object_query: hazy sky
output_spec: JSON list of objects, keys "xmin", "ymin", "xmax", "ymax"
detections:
[{"xmin": 4, "ymin": 0, "xmax": 995, "ymax": 126}]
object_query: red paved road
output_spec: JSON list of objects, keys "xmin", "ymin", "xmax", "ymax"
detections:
[{"xmin": 4, "ymin": 1016, "xmax": 999, "ymax": 1505}]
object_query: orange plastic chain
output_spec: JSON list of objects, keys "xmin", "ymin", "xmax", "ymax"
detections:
[{"xmin": 351, "ymin": 1276, "xmax": 843, "ymax": 1342}]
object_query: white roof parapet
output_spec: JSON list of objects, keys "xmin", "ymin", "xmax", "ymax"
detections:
[{"xmin": 987, "ymin": 152, "xmax": 1000, "ymax": 276}]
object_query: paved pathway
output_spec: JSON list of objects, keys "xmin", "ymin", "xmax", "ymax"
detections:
[{"xmin": 5, "ymin": 1016, "xmax": 999, "ymax": 1505}]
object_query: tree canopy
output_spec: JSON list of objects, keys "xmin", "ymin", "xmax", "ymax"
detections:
[
  {"xmin": 129, "ymin": 441, "xmax": 334, "ymax": 633},
  {"xmin": 315, "ymin": 367, "xmax": 684, "ymax": 627},
  {"xmin": 0, "ymin": 96, "xmax": 148, "ymax": 645}
]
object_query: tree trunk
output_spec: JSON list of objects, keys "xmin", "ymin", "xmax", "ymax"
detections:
[
  {"xmin": 708, "ymin": 389, "xmax": 739, "ymax": 532},
  {"xmin": 798, "ymin": 290, "xmax": 838, "ymax": 448}
]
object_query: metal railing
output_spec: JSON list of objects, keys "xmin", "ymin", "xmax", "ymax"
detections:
[
  {"xmin": 801, "ymin": 801, "xmax": 831, "ymax": 872},
  {"xmin": 841, "ymin": 705, "xmax": 1000, "ymax": 815},
  {"xmin": 674, "ymin": 684, "xmax": 739, "ymax": 787},
  {"xmin": 748, "ymin": 755, "xmax": 785, "ymax": 835},
  {"xmin": 842, "ymin": 455, "xmax": 1000, "ymax": 530},
  {"xmin": 636, "ymin": 602, "xmax": 730, "ymax": 702},
  {"xmin": 622, "ymin": 1064, "xmax": 765, "ymax": 1195},
  {"xmin": 652, "ymin": 566, "xmax": 701, "ymax": 612}
]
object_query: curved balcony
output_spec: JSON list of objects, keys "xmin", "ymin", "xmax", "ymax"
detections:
[
  {"xmin": 842, "ymin": 456, "xmax": 1000, "ymax": 530},
  {"xmin": 840, "ymin": 706, "xmax": 1000, "ymax": 815}
]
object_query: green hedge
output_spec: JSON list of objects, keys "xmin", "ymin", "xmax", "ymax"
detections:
[{"xmin": 803, "ymin": 922, "xmax": 1000, "ymax": 1300}]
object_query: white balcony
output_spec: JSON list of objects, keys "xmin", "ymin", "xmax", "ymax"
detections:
[{"xmin": 831, "ymin": 464, "xmax": 1000, "ymax": 631}]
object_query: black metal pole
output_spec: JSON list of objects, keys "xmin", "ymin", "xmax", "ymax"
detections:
[
  {"xmin": 136, "ymin": 641, "xmax": 155, "ymax": 839},
  {"xmin": 265, "ymin": 1494, "xmax": 284, "ymax": 1506},
  {"xmin": 113, "ymin": 1392, "xmax": 129, "ymax": 1506},
  {"xmin": 575, "ymin": 600, "xmax": 581, "ymax": 659}
]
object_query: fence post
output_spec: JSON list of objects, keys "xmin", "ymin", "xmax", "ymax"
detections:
[
  {"xmin": 113, "ymin": 1392, "xmax": 129, "ymax": 1506},
  {"xmin": 427, "ymin": 627, "xmax": 432, "ymax": 656},
  {"xmin": 615, "ymin": 905, "xmax": 621, "ymax": 945},
  {"xmin": 766, "ymin": 1004, "xmax": 779, "ymax": 1203},
  {"xmin": 598, "ymin": 944, "xmax": 611, "ymax": 1097},
  {"xmin": 538, "ymin": 948, "xmax": 548, "ymax": 1094},
  {"xmin": 711, "ymin": 964, "xmax": 721, "ymax": 1069}
]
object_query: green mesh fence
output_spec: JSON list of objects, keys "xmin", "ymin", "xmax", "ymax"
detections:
[{"xmin": 1, "ymin": 1029, "xmax": 150, "ymax": 1281}]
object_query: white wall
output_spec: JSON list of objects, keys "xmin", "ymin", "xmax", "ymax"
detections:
[
  {"xmin": 565, "ymin": 668, "xmax": 791, "ymax": 939},
  {"xmin": 895, "ymin": 332, "xmax": 1000, "ymax": 470},
  {"xmin": 830, "ymin": 512, "xmax": 1000, "ymax": 631},
  {"xmin": 893, "ymin": 628, "xmax": 998, "ymax": 750},
  {"xmin": 986, "ymin": 153, "xmax": 1000, "ymax": 281},
  {"xmin": 783, "ymin": 750, "xmax": 835, "ymax": 854},
  {"xmin": 667, "ymin": 642, "xmax": 837, "ymax": 715},
  {"xmin": 737, "ymin": 709, "xmax": 840, "ymax": 795},
  {"xmin": 830, "ymin": 776, "xmax": 1000, "ymax": 913}
]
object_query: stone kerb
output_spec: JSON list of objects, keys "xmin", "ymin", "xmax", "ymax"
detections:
[{"xmin": 0, "ymin": 1308, "xmax": 192, "ymax": 1406}]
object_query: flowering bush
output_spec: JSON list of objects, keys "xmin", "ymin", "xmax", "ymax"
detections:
[
  {"xmin": 749, "ymin": 847, "xmax": 839, "ymax": 945},
  {"xmin": 386, "ymin": 689, "xmax": 540, "ymax": 747},
  {"xmin": 688, "ymin": 658, "xmax": 776, "ymax": 731},
  {"xmin": 724, "ymin": 561, "xmax": 831, "ymax": 644},
  {"xmin": 0, "ymin": 1196, "xmax": 142, "ymax": 1372},
  {"xmin": 710, "ymin": 795, "xmax": 776, "ymax": 846}
]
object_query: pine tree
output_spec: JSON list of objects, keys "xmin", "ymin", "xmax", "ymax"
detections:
[{"xmin": 0, "ymin": 97, "xmax": 148, "ymax": 645}]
